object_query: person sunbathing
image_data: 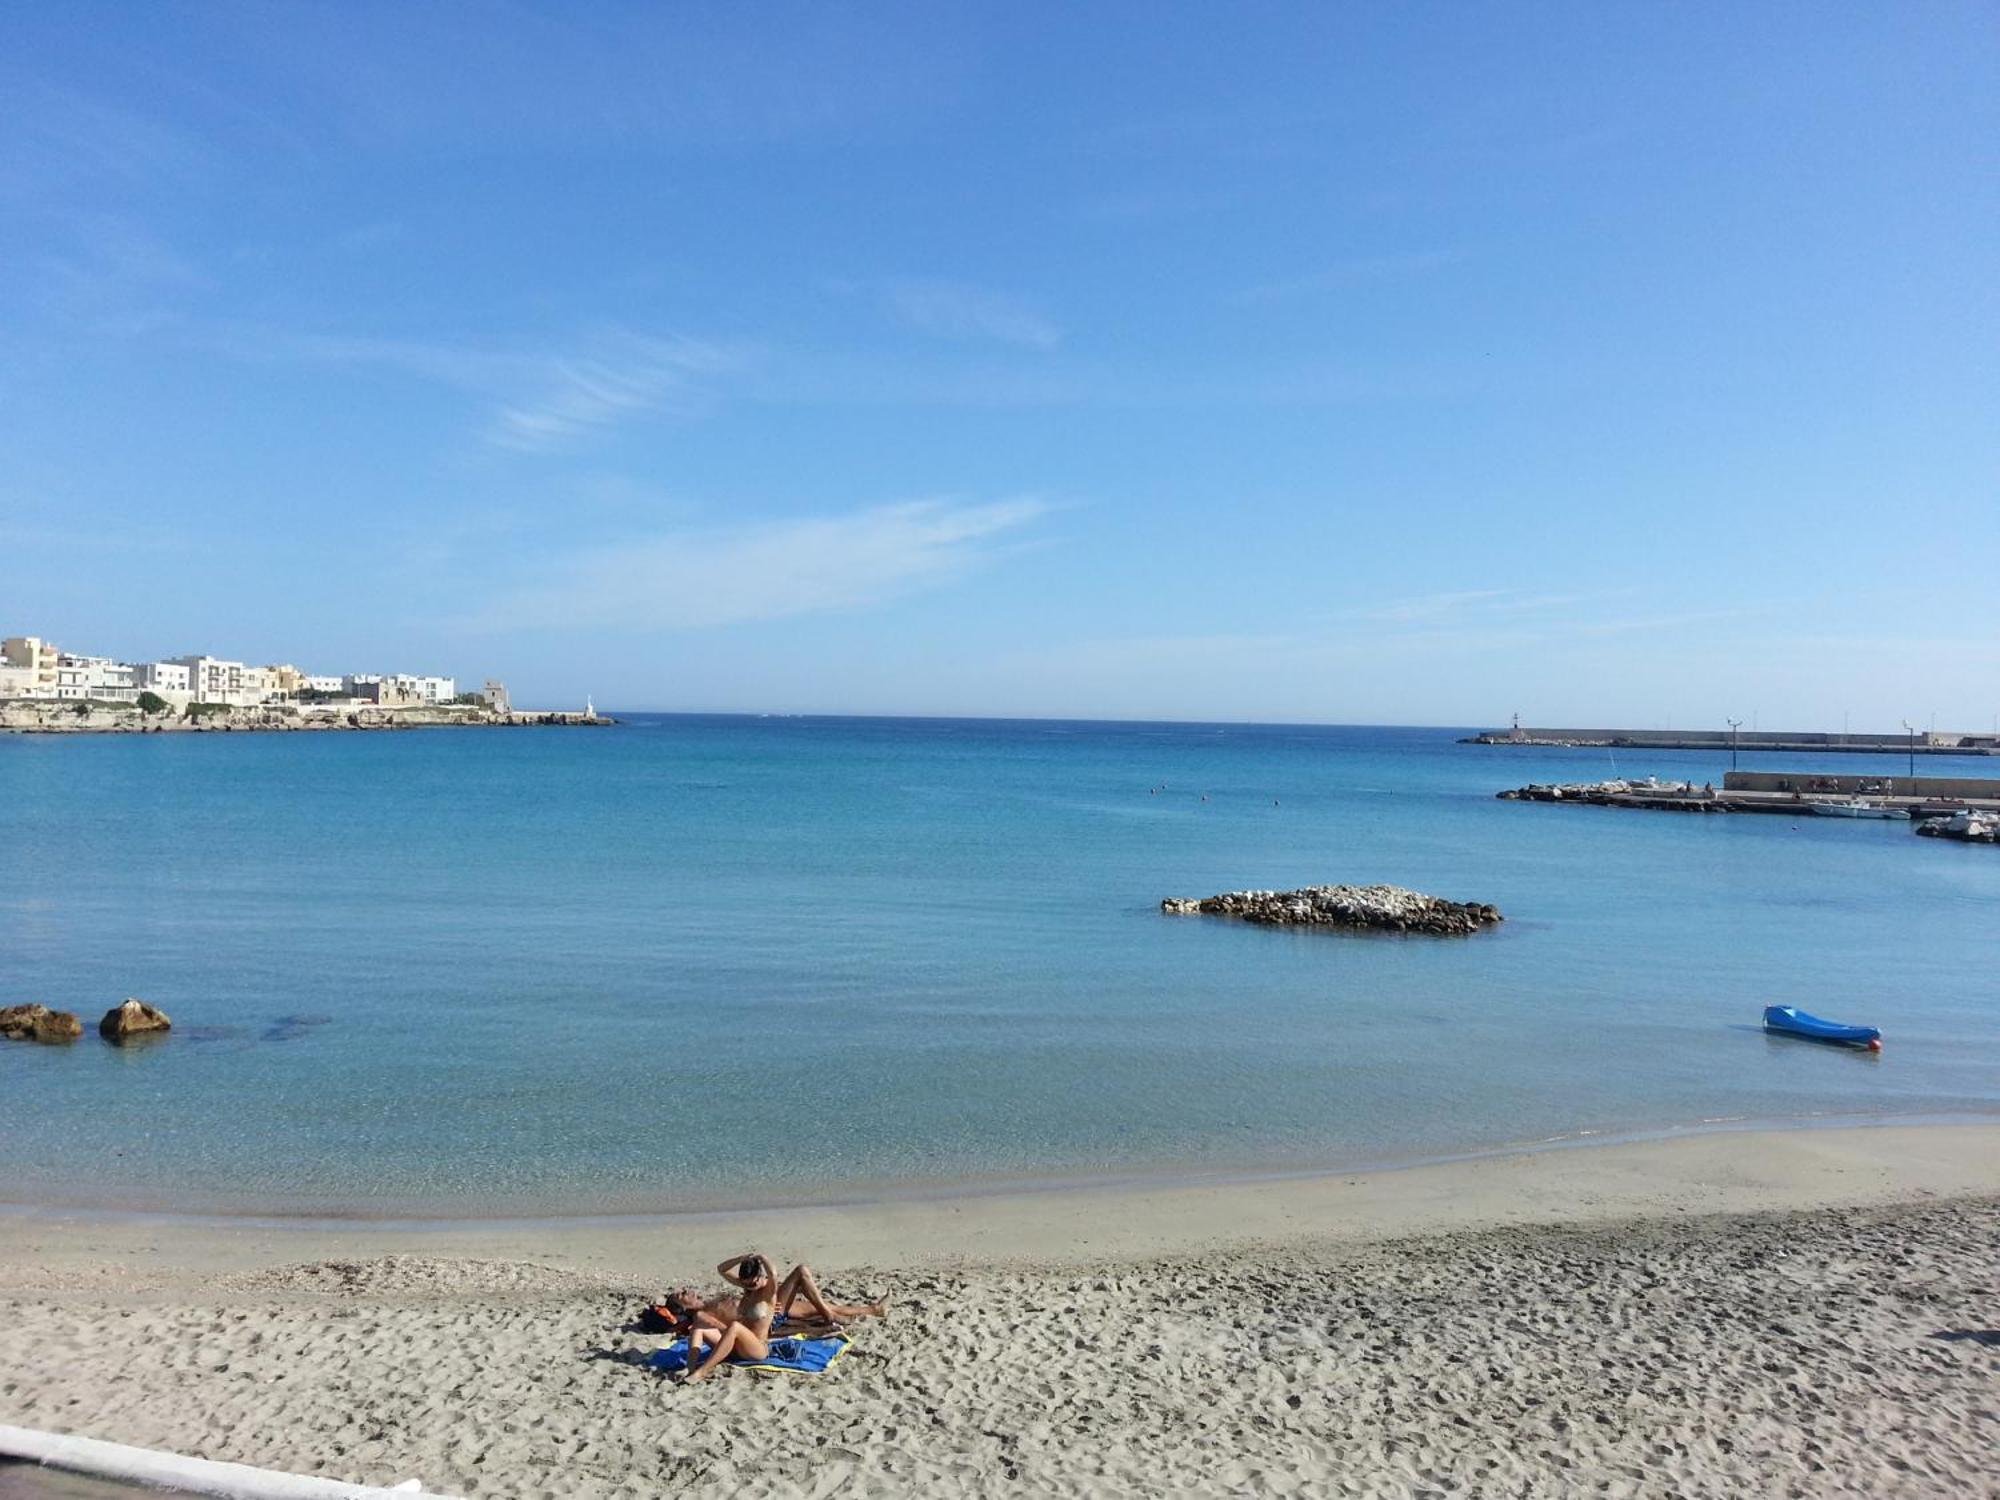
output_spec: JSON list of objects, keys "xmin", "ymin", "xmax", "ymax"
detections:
[
  {"xmin": 672, "ymin": 1254, "xmax": 887, "ymax": 1383},
  {"xmin": 678, "ymin": 1253, "xmax": 780, "ymax": 1382},
  {"xmin": 662, "ymin": 1254, "xmax": 886, "ymax": 1336}
]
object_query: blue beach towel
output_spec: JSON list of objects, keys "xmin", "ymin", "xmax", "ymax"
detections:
[{"xmin": 649, "ymin": 1332, "xmax": 852, "ymax": 1377}]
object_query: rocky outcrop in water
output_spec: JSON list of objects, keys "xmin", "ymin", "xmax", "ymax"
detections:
[
  {"xmin": 1917, "ymin": 813, "xmax": 1998, "ymax": 844},
  {"xmin": 1161, "ymin": 884, "xmax": 1502, "ymax": 935},
  {"xmin": 100, "ymin": 998, "xmax": 172, "ymax": 1042},
  {"xmin": 0, "ymin": 1004, "xmax": 84, "ymax": 1043}
]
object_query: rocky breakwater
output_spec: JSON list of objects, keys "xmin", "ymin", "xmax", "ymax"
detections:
[
  {"xmin": 1161, "ymin": 884, "xmax": 1502, "ymax": 936},
  {"xmin": 1497, "ymin": 778, "xmax": 1732, "ymax": 813}
]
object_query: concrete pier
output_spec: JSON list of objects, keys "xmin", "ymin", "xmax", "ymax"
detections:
[
  {"xmin": 1462, "ymin": 726, "xmax": 1999, "ymax": 756},
  {"xmin": 1497, "ymin": 774, "xmax": 2000, "ymax": 819}
]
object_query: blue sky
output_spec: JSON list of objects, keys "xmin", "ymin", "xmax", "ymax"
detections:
[{"xmin": 3, "ymin": 2, "xmax": 1994, "ymax": 727}]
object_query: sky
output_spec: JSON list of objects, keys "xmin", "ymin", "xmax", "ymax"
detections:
[{"xmin": 2, "ymin": 2, "xmax": 1995, "ymax": 729}]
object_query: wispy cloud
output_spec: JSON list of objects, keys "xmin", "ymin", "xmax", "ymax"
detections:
[
  {"xmin": 1234, "ymin": 250, "xmax": 1466, "ymax": 305},
  {"xmin": 1334, "ymin": 588, "xmax": 1612, "ymax": 628},
  {"xmin": 0, "ymin": 78, "xmax": 213, "ymax": 202},
  {"xmin": 216, "ymin": 326, "xmax": 743, "ymax": 453},
  {"xmin": 882, "ymin": 280, "xmax": 1061, "ymax": 350},
  {"xmin": 486, "ymin": 335, "xmax": 736, "ymax": 452},
  {"xmin": 741, "ymin": 348, "xmax": 1456, "ymax": 409},
  {"xmin": 1346, "ymin": 588, "xmax": 1512, "ymax": 624},
  {"xmin": 29, "ymin": 214, "xmax": 203, "ymax": 332},
  {"xmin": 464, "ymin": 497, "xmax": 1051, "ymax": 631}
]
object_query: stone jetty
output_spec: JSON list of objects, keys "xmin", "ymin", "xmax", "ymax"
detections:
[{"xmin": 1162, "ymin": 884, "xmax": 1502, "ymax": 935}]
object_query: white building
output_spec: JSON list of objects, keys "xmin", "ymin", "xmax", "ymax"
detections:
[
  {"xmin": 340, "ymin": 673, "xmax": 453, "ymax": 705},
  {"xmin": 394, "ymin": 674, "xmax": 455, "ymax": 704},
  {"xmin": 132, "ymin": 662, "xmax": 192, "ymax": 708},
  {"xmin": 134, "ymin": 661, "xmax": 192, "ymax": 695},
  {"xmin": 56, "ymin": 654, "xmax": 139, "ymax": 702},
  {"xmin": 169, "ymin": 656, "xmax": 269, "ymax": 707},
  {"xmin": 301, "ymin": 674, "xmax": 344, "ymax": 693}
]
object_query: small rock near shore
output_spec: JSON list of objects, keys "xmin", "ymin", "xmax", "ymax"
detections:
[
  {"xmin": 101, "ymin": 998, "xmax": 172, "ymax": 1042},
  {"xmin": 1161, "ymin": 884, "xmax": 1503, "ymax": 936},
  {"xmin": 0, "ymin": 1003, "xmax": 86, "ymax": 1043}
]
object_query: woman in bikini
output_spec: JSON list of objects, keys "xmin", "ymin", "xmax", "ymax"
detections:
[
  {"xmin": 677, "ymin": 1253, "xmax": 887, "ymax": 1382},
  {"xmin": 663, "ymin": 1254, "xmax": 886, "ymax": 1338}
]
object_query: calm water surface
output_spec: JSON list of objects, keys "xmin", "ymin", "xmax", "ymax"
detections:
[{"xmin": 2, "ymin": 716, "xmax": 1996, "ymax": 1215}]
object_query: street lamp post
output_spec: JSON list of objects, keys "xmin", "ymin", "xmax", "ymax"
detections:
[
  {"xmin": 1901, "ymin": 720, "xmax": 1916, "ymax": 782},
  {"xmin": 1726, "ymin": 717, "xmax": 1741, "ymax": 771}
]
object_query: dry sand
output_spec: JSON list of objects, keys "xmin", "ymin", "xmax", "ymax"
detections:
[{"xmin": 1, "ymin": 1125, "xmax": 1996, "ymax": 1498}]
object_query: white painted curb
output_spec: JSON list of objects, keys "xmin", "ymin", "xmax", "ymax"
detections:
[{"xmin": 0, "ymin": 1425, "xmax": 452, "ymax": 1498}]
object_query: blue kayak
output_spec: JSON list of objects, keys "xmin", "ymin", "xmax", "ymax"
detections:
[{"xmin": 1764, "ymin": 1005, "xmax": 1882, "ymax": 1049}]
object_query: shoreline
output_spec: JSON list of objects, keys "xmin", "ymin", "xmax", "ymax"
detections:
[
  {"xmin": 3, "ymin": 1105, "xmax": 1998, "ymax": 1231},
  {"xmin": 5, "ymin": 1120, "xmax": 1995, "ymax": 1281},
  {"xmin": 0, "ymin": 704, "xmax": 609, "ymax": 734}
]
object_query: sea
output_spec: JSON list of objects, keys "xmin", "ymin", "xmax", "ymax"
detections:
[{"xmin": 2, "ymin": 715, "xmax": 1997, "ymax": 1219}]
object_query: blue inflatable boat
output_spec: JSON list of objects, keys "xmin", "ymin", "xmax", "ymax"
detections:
[{"xmin": 1763, "ymin": 1005, "xmax": 1882, "ymax": 1050}]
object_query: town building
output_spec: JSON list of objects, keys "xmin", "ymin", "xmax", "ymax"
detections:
[
  {"xmin": 133, "ymin": 662, "xmax": 193, "ymax": 702},
  {"xmin": 169, "ymin": 656, "xmax": 269, "ymax": 706},
  {"xmin": 56, "ymin": 655, "xmax": 139, "ymax": 702},
  {"xmin": 263, "ymin": 664, "xmax": 305, "ymax": 698},
  {"xmin": 3, "ymin": 637, "xmax": 475, "ymax": 713},
  {"xmin": 342, "ymin": 673, "xmax": 454, "ymax": 705},
  {"xmin": 394, "ymin": 674, "xmax": 455, "ymax": 704},
  {"xmin": 1, "ymin": 637, "xmax": 60, "ymax": 698}
]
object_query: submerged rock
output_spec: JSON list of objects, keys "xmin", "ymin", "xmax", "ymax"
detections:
[
  {"xmin": 0, "ymin": 1004, "xmax": 84, "ymax": 1043},
  {"xmin": 1161, "ymin": 884, "xmax": 1502, "ymax": 936},
  {"xmin": 100, "ymin": 997, "xmax": 172, "ymax": 1043}
]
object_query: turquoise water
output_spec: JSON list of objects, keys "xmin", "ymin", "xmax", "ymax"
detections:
[{"xmin": 2, "ymin": 716, "xmax": 1997, "ymax": 1216}]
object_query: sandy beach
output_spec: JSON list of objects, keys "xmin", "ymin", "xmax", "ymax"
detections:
[{"xmin": 2, "ymin": 1124, "xmax": 1996, "ymax": 1498}]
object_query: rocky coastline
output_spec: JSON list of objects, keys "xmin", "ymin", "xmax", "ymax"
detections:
[
  {"xmin": 0, "ymin": 702, "xmax": 611, "ymax": 734},
  {"xmin": 1162, "ymin": 883, "xmax": 1502, "ymax": 935}
]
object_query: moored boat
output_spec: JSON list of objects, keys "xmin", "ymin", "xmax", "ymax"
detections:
[
  {"xmin": 1807, "ymin": 800, "xmax": 1909, "ymax": 819},
  {"xmin": 1763, "ymin": 1004, "xmax": 1882, "ymax": 1050}
]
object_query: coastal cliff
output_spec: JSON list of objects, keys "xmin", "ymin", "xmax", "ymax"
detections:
[{"xmin": 0, "ymin": 702, "xmax": 610, "ymax": 734}]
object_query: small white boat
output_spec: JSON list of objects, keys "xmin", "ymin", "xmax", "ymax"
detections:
[{"xmin": 1808, "ymin": 800, "xmax": 1910, "ymax": 820}]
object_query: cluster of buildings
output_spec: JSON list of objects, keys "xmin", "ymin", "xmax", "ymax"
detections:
[{"xmin": 0, "ymin": 635, "xmax": 497, "ymax": 712}]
